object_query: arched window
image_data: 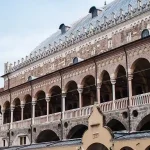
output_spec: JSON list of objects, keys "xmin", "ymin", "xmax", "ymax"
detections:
[{"xmin": 141, "ymin": 29, "xmax": 150, "ymax": 38}]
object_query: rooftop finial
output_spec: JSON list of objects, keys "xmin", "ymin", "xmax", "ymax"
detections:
[{"xmin": 104, "ymin": 1, "xmax": 107, "ymax": 6}]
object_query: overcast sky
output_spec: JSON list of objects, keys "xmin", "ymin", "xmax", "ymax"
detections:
[{"xmin": 0, "ymin": 0, "xmax": 113, "ymax": 87}]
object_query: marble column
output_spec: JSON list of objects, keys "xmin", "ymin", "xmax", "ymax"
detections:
[
  {"xmin": 21, "ymin": 104, "xmax": 25, "ymax": 121},
  {"xmin": 111, "ymin": 79, "xmax": 116, "ymax": 110},
  {"xmin": 62, "ymin": 93, "xmax": 66, "ymax": 119},
  {"xmin": 97, "ymin": 83, "xmax": 102, "ymax": 104},
  {"xmin": 1, "ymin": 109, "xmax": 5, "ymax": 125},
  {"xmin": 10, "ymin": 105, "xmax": 15, "ymax": 129},
  {"xmin": 78, "ymin": 88, "xmax": 83, "ymax": 108},
  {"xmin": 46, "ymin": 97, "xmax": 50, "ymax": 122},
  {"xmin": 128, "ymin": 73, "xmax": 133, "ymax": 106},
  {"xmin": 32, "ymin": 99, "xmax": 36, "ymax": 125}
]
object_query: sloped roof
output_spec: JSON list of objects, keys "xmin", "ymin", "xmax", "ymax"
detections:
[{"xmin": 31, "ymin": 0, "xmax": 149, "ymax": 55}]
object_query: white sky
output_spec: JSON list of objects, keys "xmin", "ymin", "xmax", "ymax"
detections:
[{"xmin": 0, "ymin": 0, "xmax": 113, "ymax": 87}]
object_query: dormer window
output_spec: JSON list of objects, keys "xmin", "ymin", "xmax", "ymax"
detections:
[
  {"xmin": 89, "ymin": 6, "xmax": 102, "ymax": 18},
  {"xmin": 141, "ymin": 29, "xmax": 150, "ymax": 38},
  {"xmin": 90, "ymin": 24, "xmax": 94, "ymax": 30},
  {"xmin": 59, "ymin": 24, "xmax": 70, "ymax": 34},
  {"xmin": 77, "ymin": 30, "xmax": 80, "ymax": 36},
  {"xmin": 59, "ymin": 39, "xmax": 63, "ymax": 44}
]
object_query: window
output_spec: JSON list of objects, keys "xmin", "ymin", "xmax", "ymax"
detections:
[
  {"xmin": 89, "ymin": 6, "xmax": 98, "ymax": 18},
  {"xmin": 141, "ymin": 29, "xmax": 150, "ymax": 38},
  {"xmin": 127, "ymin": 32, "xmax": 132, "ymax": 42},
  {"xmin": 108, "ymin": 39, "xmax": 112, "ymax": 49},
  {"xmin": 20, "ymin": 136, "xmax": 26, "ymax": 145},
  {"xmin": 3, "ymin": 139, "xmax": 6, "ymax": 147}
]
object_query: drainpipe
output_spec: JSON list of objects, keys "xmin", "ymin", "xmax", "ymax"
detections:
[
  {"xmin": 123, "ymin": 47, "xmax": 131, "ymax": 133},
  {"xmin": 29, "ymin": 80, "xmax": 33, "ymax": 144},
  {"xmin": 59, "ymin": 71, "xmax": 63, "ymax": 141},
  {"xmin": 93, "ymin": 59, "xmax": 98, "ymax": 103},
  {"xmin": 6, "ymin": 74, "xmax": 11, "ymax": 147}
]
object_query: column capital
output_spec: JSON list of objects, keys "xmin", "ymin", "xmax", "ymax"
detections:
[
  {"xmin": 1, "ymin": 109, "xmax": 5, "ymax": 114},
  {"xmin": 78, "ymin": 88, "xmax": 83, "ymax": 94},
  {"xmin": 46, "ymin": 97, "xmax": 50, "ymax": 102},
  {"xmin": 97, "ymin": 82, "xmax": 102, "ymax": 89},
  {"xmin": 21, "ymin": 104, "xmax": 25, "ymax": 109},
  {"xmin": 32, "ymin": 100, "xmax": 36, "ymax": 105},
  {"xmin": 128, "ymin": 74, "xmax": 133, "ymax": 81},
  {"xmin": 10, "ymin": 105, "xmax": 15, "ymax": 111},
  {"xmin": 111, "ymin": 78, "xmax": 116, "ymax": 85},
  {"xmin": 78, "ymin": 84, "xmax": 83, "ymax": 89}
]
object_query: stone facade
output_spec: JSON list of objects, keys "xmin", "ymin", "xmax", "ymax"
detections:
[{"xmin": 1, "ymin": 0, "xmax": 150, "ymax": 148}]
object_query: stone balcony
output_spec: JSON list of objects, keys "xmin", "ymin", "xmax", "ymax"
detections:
[{"xmin": 1, "ymin": 92, "xmax": 149, "ymax": 132}]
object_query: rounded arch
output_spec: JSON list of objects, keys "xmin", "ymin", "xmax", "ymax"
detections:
[
  {"xmin": 145, "ymin": 146, "xmax": 150, "ymax": 150},
  {"xmin": 34, "ymin": 90, "xmax": 46, "ymax": 100},
  {"xmin": 35, "ymin": 90, "xmax": 46, "ymax": 117},
  {"xmin": 36, "ymin": 129, "xmax": 59, "ymax": 143},
  {"xmin": 81, "ymin": 75, "xmax": 96, "ymax": 107},
  {"xmin": 65, "ymin": 81, "xmax": 79, "ymax": 110},
  {"xmin": 107, "ymin": 119, "xmax": 126, "ymax": 131},
  {"xmin": 130, "ymin": 58, "xmax": 150, "ymax": 72},
  {"xmin": 120, "ymin": 147, "xmax": 133, "ymax": 150},
  {"xmin": 131, "ymin": 58, "xmax": 150, "ymax": 96},
  {"xmin": 99, "ymin": 70, "xmax": 111, "ymax": 82},
  {"xmin": 87, "ymin": 143, "xmax": 108, "ymax": 150},
  {"xmin": 23, "ymin": 94, "xmax": 32, "ymax": 120},
  {"xmin": 100, "ymin": 70, "xmax": 112, "ymax": 103},
  {"xmin": 115, "ymin": 65, "xmax": 127, "ymax": 99},
  {"xmin": 49, "ymin": 86, "xmax": 61, "ymax": 114},
  {"xmin": 3, "ymin": 101, "xmax": 10, "ymax": 124},
  {"xmin": 136, "ymin": 114, "xmax": 150, "ymax": 131},
  {"xmin": 67, "ymin": 124, "xmax": 88, "ymax": 139},
  {"xmin": 13, "ymin": 98, "xmax": 21, "ymax": 122}
]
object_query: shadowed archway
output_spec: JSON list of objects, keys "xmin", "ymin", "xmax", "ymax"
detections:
[
  {"xmin": 107, "ymin": 119, "xmax": 126, "ymax": 131},
  {"xmin": 87, "ymin": 143, "xmax": 108, "ymax": 150},
  {"xmin": 137, "ymin": 114, "xmax": 150, "ymax": 131},
  {"xmin": 36, "ymin": 130, "xmax": 59, "ymax": 143},
  {"xmin": 3, "ymin": 101, "xmax": 10, "ymax": 124},
  {"xmin": 67, "ymin": 125, "xmax": 88, "ymax": 139},
  {"xmin": 145, "ymin": 146, "xmax": 150, "ymax": 150},
  {"xmin": 120, "ymin": 147, "xmax": 133, "ymax": 150}
]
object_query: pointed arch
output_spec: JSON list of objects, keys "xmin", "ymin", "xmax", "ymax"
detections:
[
  {"xmin": 13, "ymin": 98, "xmax": 21, "ymax": 122},
  {"xmin": 65, "ymin": 81, "xmax": 79, "ymax": 110},
  {"xmin": 81, "ymin": 75, "xmax": 96, "ymax": 107},
  {"xmin": 100, "ymin": 70, "xmax": 112, "ymax": 103},
  {"xmin": 49, "ymin": 86, "xmax": 61, "ymax": 114}
]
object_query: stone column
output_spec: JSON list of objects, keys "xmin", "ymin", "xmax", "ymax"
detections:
[
  {"xmin": 78, "ymin": 88, "xmax": 83, "ymax": 108},
  {"xmin": 128, "ymin": 73, "xmax": 133, "ymax": 106},
  {"xmin": 111, "ymin": 78, "xmax": 116, "ymax": 110},
  {"xmin": 21, "ymin": 102, "xmax": 25, "ymax": 121},
  {"xmin": 1, "ymin": 109, "xmax": 5, "ymax": 125},
  {"xmin": 97, "ymin": 82, "xmax": 102, "ymax": 104},
  {"xmin": 46, "ymin": 97, "xmax": 50, "ymax": 122},
  {"xmin": 32, "ymin": 99, "xmax": 36, "ymax": 125},
  {"xmin": 10, "ymin": 105, "xmax": 15, "ymax": 129},
  {"xmin": 62, "ymin": 92, "xmax": 66, "ymax": 119}
]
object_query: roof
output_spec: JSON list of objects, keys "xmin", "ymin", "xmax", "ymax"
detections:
[
  {"xmin": 114, "ymin": 130, "xmax": 150, "ymax": 140},
  {"xmin": 30, "ymin": 0, "xmax": 149, "ymax": 55},
  {"xmin": 1, "ymin": 139, "xmax": 81, "ymax": 150}
]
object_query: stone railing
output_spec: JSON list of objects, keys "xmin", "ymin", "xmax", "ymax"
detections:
[
  {"xmin": 100, "ymin": 101, "xmax": 113, "ymax": 112},
  {"xmin": 131, "ymin": 92, "xmax": 150, "ymax": 106},
  {"xmin": 11, "ymin": 119, "xmax": 31, "ymax": 129},
  {"xmin": 2, "ymin": 93, "xmax": 150, "ymax": 131},
  {"xmin": 115, "ymin": 98, "xmax": 128, "ymax": 110},
  {"xmin": 5, "ymin": 1, "xmax": 150, "ymax": 74}
]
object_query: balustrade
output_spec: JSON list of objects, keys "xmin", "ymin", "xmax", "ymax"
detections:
[{"xmin": 2, "ymin": 92, "xmax": 150, "ymax": 131}]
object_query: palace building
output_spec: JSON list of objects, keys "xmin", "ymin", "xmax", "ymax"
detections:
[{"xmin": 0, "ymin": 0, "xmax": 150, "ymax": 149}]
